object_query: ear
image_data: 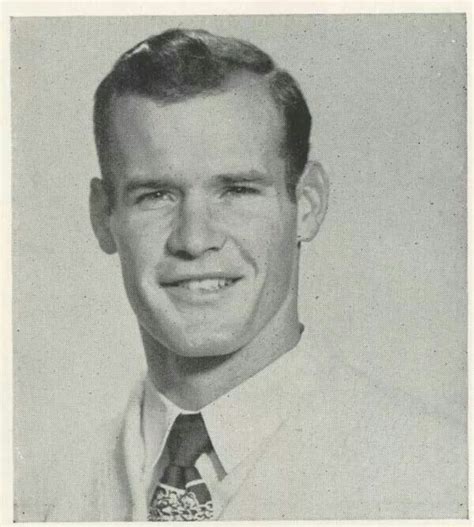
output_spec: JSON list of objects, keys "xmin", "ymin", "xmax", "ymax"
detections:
[
  {"xmin": 89, "ymin": 178, "xmax": 117, "ymax": 255},
  {"xmin": 296, "ymin": 161, "xmax": 329, "ymax": 243}
]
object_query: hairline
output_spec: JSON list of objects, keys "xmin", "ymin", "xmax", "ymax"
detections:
[{"xmin": 97, "ymin": 71, "xmax": 299, "ymax": 205}]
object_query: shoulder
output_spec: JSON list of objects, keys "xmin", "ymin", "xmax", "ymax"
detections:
[
  {"xmin": 43, "ymin": 379, "xmax": 146, "ymax": 521},
  {"xmin": 253, "ymin": 357, "xmax": 467, "ymax": 519},
  {"xmin": 41, "ymin": 414, "xmax": 122, "ymax": 521}
]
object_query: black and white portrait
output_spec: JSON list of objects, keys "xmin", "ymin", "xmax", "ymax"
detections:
[{"xmin": 10, "ymin": 9, "xmax": 468, "ymax": 522}]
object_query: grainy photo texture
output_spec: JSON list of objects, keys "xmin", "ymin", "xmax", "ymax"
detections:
[{"xmin": 12, "ymin": 14, "xmax": 467, "ymax": 521}]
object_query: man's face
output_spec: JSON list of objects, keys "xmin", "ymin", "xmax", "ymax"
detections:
[{"xmin": 103, "ymin": 79, "xmax": 302, "ymax": 357}]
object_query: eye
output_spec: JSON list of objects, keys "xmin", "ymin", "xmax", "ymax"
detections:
[{"xmin": 135, "ymin": 190, "xmax": 176, "ymax": 207}]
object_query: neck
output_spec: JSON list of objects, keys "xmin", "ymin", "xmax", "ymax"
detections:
[{"xmin": 142, "ymin": 299, "xmax": 301, "ymax": 411}]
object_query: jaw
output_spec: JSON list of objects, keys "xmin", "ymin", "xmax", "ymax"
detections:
[
  {"xmin": 140, "ymin": 281, "xmax": 302, "ymax": 410},
  {"xmin": 139, "ymin": 272, "xmax": 300, "ymax": 359},
  {"xmin": 129, "ymin": 247, "xmax": 301, "ymax": 359}
]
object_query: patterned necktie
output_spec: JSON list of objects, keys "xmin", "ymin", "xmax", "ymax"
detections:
[{"xmin": 149, "ymin": 413, "xmax": 214, "ymax": 521}]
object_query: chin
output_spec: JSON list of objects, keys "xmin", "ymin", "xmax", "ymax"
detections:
[
  {"xmin": 167, "ymin": 331, "xmax": 246, "ymax": 358},
  {"xmin": 136, "ymin": 289, "xmax": 262, "ymax": 358},
  {"xmin": 142, "ymin": 318, "xmax": 251, "ymax": 359}
]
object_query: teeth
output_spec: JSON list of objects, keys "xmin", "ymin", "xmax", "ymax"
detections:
[{"xmin": 179, "ymin": 278, "xmax": 232, "ymax": 291}]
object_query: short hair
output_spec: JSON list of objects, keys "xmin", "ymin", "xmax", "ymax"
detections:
[{"xmin": 94, "ymin": 28, "xmax": 311, "ymax": 204}]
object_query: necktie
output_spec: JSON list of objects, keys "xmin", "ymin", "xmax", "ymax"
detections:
[{"xmin": 148, "ymin": 413, "xmax": 214, "ymax": 521}]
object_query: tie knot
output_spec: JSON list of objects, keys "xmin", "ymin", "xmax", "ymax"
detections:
[{"xmin": 166, "ymin": 413, "xmax": 211, "ymax": 467}]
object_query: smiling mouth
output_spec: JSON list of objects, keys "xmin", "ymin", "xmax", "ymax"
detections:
[{"xmin": 161, "ymin": 277, "xmax": 241, "ymax": 292}]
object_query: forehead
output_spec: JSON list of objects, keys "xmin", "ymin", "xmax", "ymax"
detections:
[{"xmin": 107, "ymin": 77, "xmax": 286, "ymax": 180}]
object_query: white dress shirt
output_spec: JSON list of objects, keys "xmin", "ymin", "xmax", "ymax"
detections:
[{"xmin": 142, "ymin": 328, "xmax": 315, "ymax": 518}]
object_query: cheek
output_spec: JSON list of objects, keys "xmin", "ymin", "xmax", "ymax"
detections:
[
  {"xmin": 111, "ymin": 215, "xmax": 168, "ymax": 272},
  {"xmin": 262, "ymin": 209, "xmax": 298, "ymax": 277},
  {"xmin": 227, "ymin": 209, "xmax": 296, "ymax": 274}
]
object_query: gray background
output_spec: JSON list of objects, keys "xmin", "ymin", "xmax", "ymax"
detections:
[{"xmin": 12, "ymin": 14, "xmax": 467, "ymax": 520}]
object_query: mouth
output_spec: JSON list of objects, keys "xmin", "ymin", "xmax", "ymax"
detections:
[{"xmin": 160, "ymin": 277, "xmax": 242, "ymax": 293}]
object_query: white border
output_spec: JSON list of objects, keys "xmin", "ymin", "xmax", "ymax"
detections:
[{"xmin": 1, "ymin": 2, "xmax": 471, "ymax": 526}]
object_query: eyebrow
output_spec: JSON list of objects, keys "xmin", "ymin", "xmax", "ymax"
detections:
[
  {"xmin": 216, "ymin": 171, "xmax": 271, "ymax": 185},
  {"xmin": 123, "ymin": 170, "xmax": 271, "ymax": 194},
  {"xmin": 123, "ymin": 178, "xmax": 174, "ymax": 195}
]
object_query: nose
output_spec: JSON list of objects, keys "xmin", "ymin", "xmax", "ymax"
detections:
[{"xmin": 166, "ymin": 195, "xmax": 226, "ymax": 259}]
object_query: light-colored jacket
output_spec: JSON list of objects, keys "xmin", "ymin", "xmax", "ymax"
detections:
[{"xmin": 44, "ymin": 353, "xmax": 467, "ymax": 521}]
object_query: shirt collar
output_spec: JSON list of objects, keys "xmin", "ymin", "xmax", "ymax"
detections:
[
  {"xmin": 143, "ymin": 327, "xmax": 315, "ymax": 476},
  {"xmin": 142, "ymin": 377, "xmax": 196, "ymax": 475}
]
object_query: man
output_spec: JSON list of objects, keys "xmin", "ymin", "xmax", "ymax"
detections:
[{"xmin": 45, "ymin": 28, "xmax": 466, "ymax": 521}]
